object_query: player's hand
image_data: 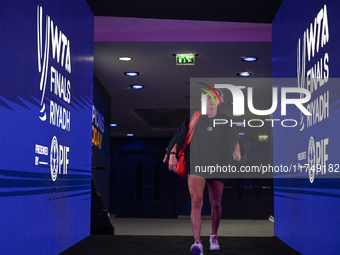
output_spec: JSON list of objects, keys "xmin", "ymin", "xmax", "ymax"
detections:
[
  {"xmin": 233, "ymin": 151, "xmax": 241, "ymax": 161},
  {"xmin": 168, "ymin": 154, "xmax": 178, "ymax": 172}
]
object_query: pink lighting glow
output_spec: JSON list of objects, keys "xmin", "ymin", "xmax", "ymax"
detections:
[{"xmin": 95, "ymin": 17, "xmax": 271, "ymax": 42}]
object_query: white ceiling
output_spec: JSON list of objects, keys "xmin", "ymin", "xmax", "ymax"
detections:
[{"xmin": 93, "ymin": 18, "xmax": 274, "ymax": 138}]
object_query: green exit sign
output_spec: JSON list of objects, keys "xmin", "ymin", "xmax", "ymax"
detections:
[
  {"xmin": 176, "ymin": 54, "xmax": 195, "ymax": 65},
  {"xmin": 258, "ymin": 135, "xmax": 269, "ymax": 142}
]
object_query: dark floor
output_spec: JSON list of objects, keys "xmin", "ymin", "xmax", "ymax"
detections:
[
  {"xmin": 60, "ymin": 235, "xmax": 301, "ymax": 255},
  {"xmin": 109, "ymin": 218, "xmax": 274, "ymax": 236}
]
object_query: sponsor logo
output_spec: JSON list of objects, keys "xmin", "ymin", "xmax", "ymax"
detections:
[
  {"xmin": 308, "ymin": 136, "xmax": 316, "ymax": 183},
  {"xmin": 50, "ymin": 136, "xmax": 70, "ymax": 181},
  {"xmin": 50, "ymin": 136, "xmax": 59, "ymax": 181}
]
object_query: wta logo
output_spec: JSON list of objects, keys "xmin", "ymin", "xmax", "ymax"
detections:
[
  {"xmin": 37, "ymin": 5, "xmax": 50, "ymax": 121},
  {"xmin": 37, "ymin": 5, "xmax": 72, "ymax": 124}
]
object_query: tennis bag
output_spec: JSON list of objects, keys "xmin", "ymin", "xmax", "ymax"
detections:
[{"xmin": 164, "ymin": 111, "xmax": 201, "ymax": 178}]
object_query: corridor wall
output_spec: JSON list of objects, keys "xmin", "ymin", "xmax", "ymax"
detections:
[
  {"xmin": 0, "ymin": 1, "xmax": 93, "ymax": 254},
  {"xmin": 272, "ymin": 0, "xmax": 340, "ymax": 254}
]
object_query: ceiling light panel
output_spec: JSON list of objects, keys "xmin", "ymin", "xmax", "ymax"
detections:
[
  {"xmin": 125, "ymin": 72, "xmax": 139, "ymax": 76},
  {"xmin": 130, "ymin": 85, "xmax": 144, "ymax": 89},
  {"xmin": 237, "ymin": 72, "xmax": 252, "ymax": 77},
  {"xmin": 242, "ymin": 57, "xmax": 258, "ymax": 62},
  {"xmin": 118, "ymin": 56, "xmax": 132, "ymax": 61}
]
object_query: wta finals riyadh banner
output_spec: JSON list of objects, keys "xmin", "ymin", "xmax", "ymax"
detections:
[
  {"xmin": 273, "ymin": 2, "xmax": 340, "ymax": 184},
  {"xmin": 272, "ymin": 1, "xmax": 340, "ymax": 254},
  {"xmin": 0, "ymin": 1, "xmax": 93, "ymax": 254}
]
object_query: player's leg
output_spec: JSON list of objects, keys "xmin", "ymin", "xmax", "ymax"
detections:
[
  {"xmin": 188, "ymin": 174, "xmax": 206, "ymax": 255},
  {"xmin": 207, "ymin": 179, "xmax": 224, "ymax": 250},
  {"xmin": 188, "ymin": 174, "xmax": 206, "ymax": 240}
]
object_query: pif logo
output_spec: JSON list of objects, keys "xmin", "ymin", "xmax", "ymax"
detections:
[
  {"xmin": 307, "ymin": 136, "xmax": 329, "ymax": 183},
  {"xmin": 50, "ymin": 136, "xmax": 70, "ymax": 181},
  {"xmin": 50, "ymin": 136, "xmax": 58, "ymax": 181}
]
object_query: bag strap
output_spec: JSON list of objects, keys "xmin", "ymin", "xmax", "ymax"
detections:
[{"xmin": 178, "ymin": 111, "xmax": 201, "ymax": 156}]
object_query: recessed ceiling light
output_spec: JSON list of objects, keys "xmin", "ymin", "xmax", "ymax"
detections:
[
  {"xmin": 238, "ymin": 133, "xmax": 245, "ymax": 135},
  {"xmin": 119, "ymin": 57, "xmax": 132, "ymax": 61},
  {"xmin": 237, "ymin": 72, "xmax": 252, "ymax": 77},
  {"xmin": 110, "ymin": 123, "xmax": 117, "ymax": 127},
  {"xmin": 126, "ymin": 133, "xmax": 134, "ymax": 136},
  {"xmin": 242, "ymin": 57, "xmax": 258, "ymax": 62},
  {"xmin": 125, "ymin": 72, "xmax": 139, "ymax": 77},
  {"xmin": 130, "ymin": 85, "xmax": 144, "ymax": 89}
]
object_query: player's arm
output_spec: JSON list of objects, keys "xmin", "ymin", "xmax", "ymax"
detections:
[
  {"xmin": 168, "ymin": 143, "xmax": 178, "ymax": 172},
  {"xmin": 233, "ymin": 142, "xmax": 241, "ymax": 161}
]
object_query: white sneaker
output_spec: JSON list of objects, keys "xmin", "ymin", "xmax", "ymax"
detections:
[
  {"xmin": 190, "ymin": 241, "xmax": 204, "ymax": 255},
  {"xmin": 209, "ymin": 235, "xmax": 220, "ymax": 250}
]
